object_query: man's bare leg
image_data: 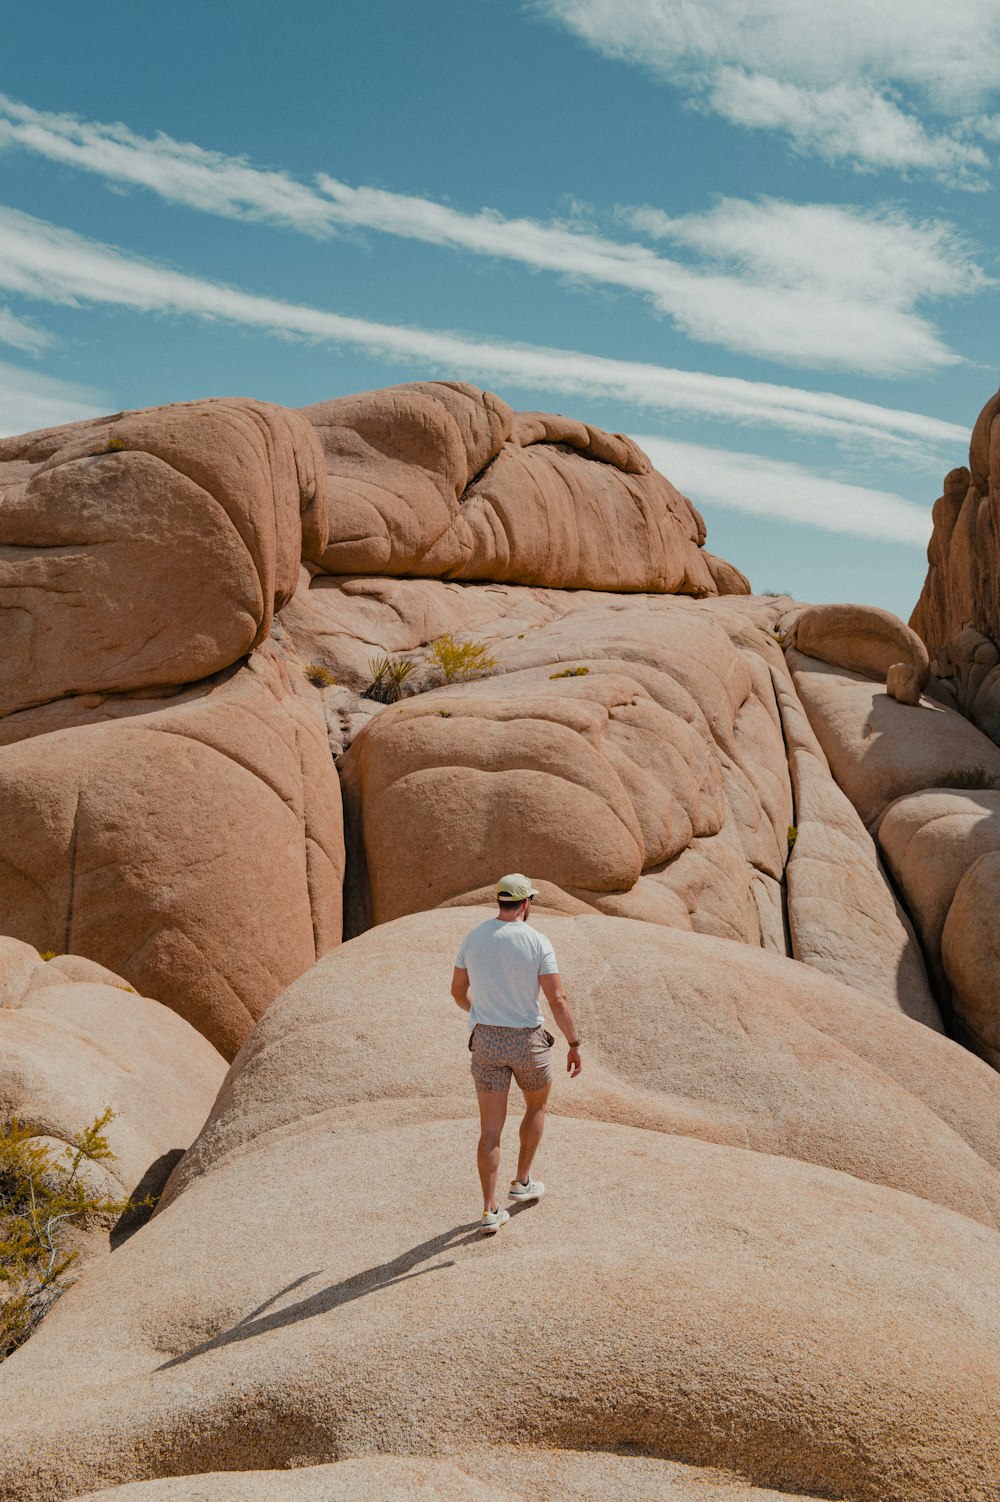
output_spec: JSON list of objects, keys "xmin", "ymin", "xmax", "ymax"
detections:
[
  {"xmin": 476, "ymin": 1088, "xmax": 510, "ymax": 1212},
  {"xmin": 515, "ymin": 1082, "xmax": 551, "ymax": 1184}
]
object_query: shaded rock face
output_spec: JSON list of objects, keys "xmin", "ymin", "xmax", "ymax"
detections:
[
  {"xmin": 3, "ymin": 912, "xmax": 1000, "ymax": 1502},
  {"xmin": 301, "ymin": 382, "xmax": 747, "ymax": 595},
  {"xmin": 0, "ymin": 936, "xmax": 226, "ymax": 1270},
  {"xmin": 911, "ymin": 389, "xmax": 1000, "ymax": 663}
]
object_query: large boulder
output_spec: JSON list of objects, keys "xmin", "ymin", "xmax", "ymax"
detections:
[
  {"xmin": 771, "ymin": 658, "xmax": 939, "ymax": 1027},
  {"xmin": 0, "ymin": 646, "xmax": 344, "ymax": 1059},
  {"xmin": 301, "ymin": 382, "xmax": 746, "ymax": 595},
  {"xmin": 791, "ymin": 602, "xmax": 929, "ymax": 705},
  {"xmin": 337, "ymin": 597, "xmax": 791, "ymax": 945},
  {"xmin": 786, "ymin": 649, "xmax": 1000, "ymax": 828},
  {"xmin": 0, "ymin": 937, "xmax": 225, "ymax": 1196},
  {"xmin": 942, "ymin": 852, "xmax": 1000, "ymax": 1067},
  {"xmin": 3, "ymin": 912, "xmax": 1000, "ymax": 1502},
  {"xmin": 0, "ymin": 399, "xmax": 327, "ymax": 718},
  {"xmin": 318, "ymin": 580, "xmax": 935, "ymax": 1024}
]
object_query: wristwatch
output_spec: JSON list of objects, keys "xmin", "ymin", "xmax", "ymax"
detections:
[{"xmin": 568, "ymin": 1039, "xmax": 582, "ymax": 1048}]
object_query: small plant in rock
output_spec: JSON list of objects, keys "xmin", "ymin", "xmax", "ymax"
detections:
[
  {"xmin": 787, "ymin": 824, "xmax": 798, "ymax": 849},
  {"xmin": 364, "ymin": 653, "xmax": 415, "ymax": 704},
  {"xmin": 0, "ymin": 1109, "xmax": 144, "ymax": 1360},
  {"xmin": 37, "ymin": 951, "xmax": 58, "ymax": 962},
  {"xmin": 104, "ymin": 438, "xmax": 127, "ymax": 453},
  {"xmin": 937, "ymin": 767, "xmax": 998, "ymax": 791},
  {"xmin": 304, "ymin": 664, "xmax": 337, "ymax": 689},
  {"xmin": 550, "ymin": 666, "xmax": 590, "ymax": 679},
  {"xmin": 428, "ymin": 634, "xmax": 496, "ymax": 684}
]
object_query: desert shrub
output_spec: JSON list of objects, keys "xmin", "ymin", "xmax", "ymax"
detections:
[
  {"xmin": 550, "ymin": 666, "xmax": 590, "ymax": 679},
  {"xmin": 428, "ymin": 634, "xmax": 496, "ymax": 684},
  {"xmin": 0, "ymin": 1109, "xmax": 142, "ymax": 1360},
  {"xmin": 937, "ymin": 767, "xmax": 998, "ymax": 791},
  {"xmin": 304, "ymin": 664, "xmax": 337, "ymax": 689},
  {"xmin": 364, "ymin": 653, "xmax": 415, "ymax": 704},
  {"xmin": 37, "ymin": 951, "xmax": 57, "ymax": 962},
  {"xmin": 787, "ymin": 824, "xmax": 798, "ymax": 848}
]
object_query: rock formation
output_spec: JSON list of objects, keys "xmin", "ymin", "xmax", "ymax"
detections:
[
  {"xmin": 0, "ymin": 937, "xmax": 225, "ymax": 1275},
  {"xmin": 7, "ymin": 377, "xmax": 1000, "ymax": 1500},
  {"xmin": 301, "ymin": 382, "xmax": 744, "ymax": 595},
  {"xmin": 3, "ymin": 913, "xmax": 1000, "ymax": 1502}
]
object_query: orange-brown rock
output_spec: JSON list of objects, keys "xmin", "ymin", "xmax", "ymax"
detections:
[
  {"xmin": 301, "ymin": 382, "xmax": 747, "ymax": 595},
  {"xmin": 0, "ymin": 399, "xmax": 327, "ymax": 717},
  {"xmin": 315, "ymin": 579, "xmax": 935, "ymax": 1023},
  {"xmin": 0, "ymin": 645, "xmax": 343, "ymax": 1058},
  {"xmin": 942, "ymin": 852, "xmax": 1000, "ymax": 1068},
  {"xmin": 337, "ymin": 596, "xmax": 791, "ymax": 944},
  {"xmin": 0, "ymin": 936, "xmax": 225, "ymax": 1236},
  {"xmin": 911, "ymin": 389, "xmax": 1000, "ymax": 661},
  {"xmin": 787, "ymin": 648, "xmax": 1000, "ymax": 828},
  {"xmin": 4, "ymin": 911, "xmax": 1000, "ymax": 1502},
  {"xmin": 792, "ymin": 602, "xmax": 929, "ymax": 705}
]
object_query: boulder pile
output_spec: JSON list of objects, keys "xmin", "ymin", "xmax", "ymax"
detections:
[{"xmin": 3, "ymin": 380, "xmax": 1000, "ymax": 1499}]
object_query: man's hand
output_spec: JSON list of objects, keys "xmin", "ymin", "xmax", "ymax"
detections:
[{"xmin": 566, "ymin": 1045, "xmax": 582, "ymax": 1078}]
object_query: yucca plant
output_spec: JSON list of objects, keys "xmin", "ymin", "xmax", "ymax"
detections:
[{"xmin": 364, "ymin": 653, "xmax": 415, "ymax": 704}]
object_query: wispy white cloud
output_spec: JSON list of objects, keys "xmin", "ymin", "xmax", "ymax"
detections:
[
  {"xmin": 0, "ymin": 206, "xmax": 967, "ymax": 459},
  {"xmin": 0, "ymin": 96, "xmax": 986, "ymax": 374},
  {"xmin": 536, "ymin": 0, "xmax": 1000, "ymax": 181},
  {"xmin": 706, "ymin": 70, "xmax": 989, "ymax": 178},
  {"xmin": 636, "ymin": 435, "xmax": 932, "ymax": 546},
  {"xmin": 0, "ymin": 306, "xmax": 53, "ymax": 355},
  {"xmin": 0, "ymin": 360, "xmax": 106, "ymax": 436}
]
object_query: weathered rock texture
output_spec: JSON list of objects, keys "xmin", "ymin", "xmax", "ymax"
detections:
[
  {"xmin": 0, "ymin": 399, "xmax": 328, "ymax": 718},
  {"xmin": 304, "ymin": 578, "xmax": 936, "ymax": 1024},
  {"xmin": 68, "ymin": 1452, "xmax": 832, "ymax": 1501},
  {"xmin": 0, "ymin": 646, "xmax": 344, "ymax": 1059},
  {"xmin": 792, "ymin": 602, "xmax": 930, "ymax": 706},
  {"xmin": 911, "ymin": 389, "xmax": 1000, "ymax": 660},
  {"xmin": 301, "ymin": 383, "xmax": 747, "ymax": 595},
  {"xmin": 0, "ymin": 936, "xmax": 225, "ymax": 1269},
  {"xmin": 3, "ymin": 911, "xmax": 999, "ymax": 1502}
]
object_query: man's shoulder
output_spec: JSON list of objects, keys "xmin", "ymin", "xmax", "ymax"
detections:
[{"xmin": 459, "ymin": 917, "xmax": 501, "ymax": 949}]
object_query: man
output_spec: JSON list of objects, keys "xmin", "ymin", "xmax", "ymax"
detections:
[{"xmin": 451, "ymin": 874, "xmax": 582, "ymax": 1235}]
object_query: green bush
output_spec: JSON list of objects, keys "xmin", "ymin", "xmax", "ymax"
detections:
[
  {"xmin": 364, "ymin": 653, "xmax": 415, "ymax": 704},
  {"xmin": 787, "ymin": 824, "xmax": 798, "ymax": 848},
  {"xmin": 937, "ymin": 767, "xmax": 998, "ymax": 791},
  {"xmin": 304, "ymin": 663, "xmax": 337, "ymax": 689},
  {"xmin": 428, "ymin": 634, "xmax": 496, "ymax": 684},
  {"xmin": 1, "ymin": 1109, "xmax": 144, "ymax": 1360},
  {"xmin": 550, "ymin": 666, "xmax": 590, "ymax": 679}
]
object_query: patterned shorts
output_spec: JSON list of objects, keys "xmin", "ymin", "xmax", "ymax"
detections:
[{"xmin": 470, "ymin": 1024, "xmax": 555, "ymax": 1094}]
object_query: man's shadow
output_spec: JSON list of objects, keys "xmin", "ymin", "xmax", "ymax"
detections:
[{"xmin": 158, "ymin": 1202, "xmax": 537, "ymax": 1371}]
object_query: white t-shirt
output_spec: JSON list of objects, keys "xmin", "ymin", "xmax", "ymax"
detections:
[{"xmin": 455, "ymin": 919, "xmax": 559, "ymax": 1030}]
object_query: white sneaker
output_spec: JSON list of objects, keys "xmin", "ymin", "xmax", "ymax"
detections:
[
  {"xmin": 480, "ymin": 1206, "xmax": 510, "ymax": 1235},
  {"xmin": 509, "ymin": 1176, "xmax": 545, "ymax": 1201}
]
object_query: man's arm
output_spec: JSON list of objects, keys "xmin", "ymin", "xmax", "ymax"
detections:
[
  {"xmin": 451, "ymin": 966, "xmax": 472, "ymax": 1013},
  {"xmin": 540, "ymin": 972, "xmax": 582, "ymax": 1077}
]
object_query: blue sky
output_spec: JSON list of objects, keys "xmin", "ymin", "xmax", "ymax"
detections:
[{"xmin": 1, "ymin": 0, "xmax": 998, "ymax": 619}]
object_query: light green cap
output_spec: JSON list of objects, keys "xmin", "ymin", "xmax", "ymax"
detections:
[{"xmin": 495, "ymin": 873, "xmax": 539, "ymax": 901}]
